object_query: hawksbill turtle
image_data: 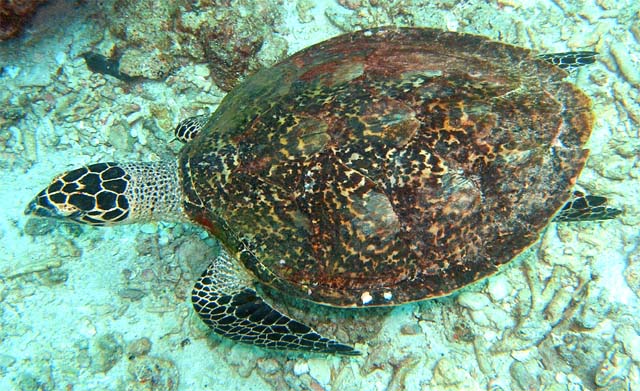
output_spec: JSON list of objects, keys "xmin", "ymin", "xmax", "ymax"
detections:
[{"xmin": 25, "ymin": 27, "xmax": 621, "ymax": 355}]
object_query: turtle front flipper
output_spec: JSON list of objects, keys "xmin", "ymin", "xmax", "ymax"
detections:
[
  {"xmin": 192, "ymin": 250, "xmax": 360, "ymax": 356},
  {"xmin": 174, "ymin": 114, "xmax": 209, "ymax": 143},
  {"xmin": 553, "ymin": 191, "xmax": 622, "ymax": 222},
  {"xmin": 537, "ymin": 51, "xmax": 597, "ymax": 72}
]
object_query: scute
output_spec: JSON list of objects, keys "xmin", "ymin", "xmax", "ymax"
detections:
[{"xmin": 179, "ymin": 27, "xmax": 592, "ymax": 307}]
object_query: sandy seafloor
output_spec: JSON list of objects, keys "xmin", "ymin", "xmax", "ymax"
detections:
[{"xmin": 1, "ymin": 0, "xmax": 639, "ymax": 390}]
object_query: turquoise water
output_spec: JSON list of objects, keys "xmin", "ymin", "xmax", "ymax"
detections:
[{"xmin": 1, "ymin": 1, "xmax": 639, "ymax": 390}]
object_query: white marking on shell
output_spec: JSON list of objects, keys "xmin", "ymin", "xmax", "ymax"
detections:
[
  {"xmin": 383, "ymin": 291, "xmax": 393, "ymax": 300},
  {"xmin": 361, "ymin": 291, "xmax": 373, "ymax": 305}
]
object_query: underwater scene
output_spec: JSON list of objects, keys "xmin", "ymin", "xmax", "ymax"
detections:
[{"xmin": 1, "ymin": 0, "xmax": 639, "ymax": 390}]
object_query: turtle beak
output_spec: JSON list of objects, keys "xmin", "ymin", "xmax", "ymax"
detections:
[
  {"xmin": 24, "ymin": 197, "xmax": 40, "ymax": 217},
  {"xmin": 24, "ymin": 189, "xmax": 76, "ymax": 220},
  {"xmin": 25, "ymin": 190, "xmax": 49, "ymax": 216}
]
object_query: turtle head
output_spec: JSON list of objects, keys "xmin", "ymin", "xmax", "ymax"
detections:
[
  {"xmin": 25, "ymin": 161, "xmax": 184, "ymax": 226},
  {"xmin": 25, "ymin": 163, "xmax": 133, "ymax": 226}
]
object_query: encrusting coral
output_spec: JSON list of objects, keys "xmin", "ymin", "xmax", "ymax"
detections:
[{"xmin": 0, "ymin": 0, "xmax": 47, "ymax": 40}]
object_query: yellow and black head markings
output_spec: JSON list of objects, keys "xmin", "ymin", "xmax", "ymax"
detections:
[
  {"xmin": 26, "ymin": 27, "xmax": 620, "ymax": 356},
  {"xmin": 26, "ymin": 161, "xmax": 183, "ymax": 226},
  {"xmin": 26, "ymin": 163, "xmax": 131, "ymax": 225}
]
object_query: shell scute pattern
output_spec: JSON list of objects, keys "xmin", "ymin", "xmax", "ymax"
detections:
[{"xmin": 180, "ymin": 28, "xmax": 592, "ymax": 307}]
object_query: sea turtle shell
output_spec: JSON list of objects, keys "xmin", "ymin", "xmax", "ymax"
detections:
[{"xmin": 178, "ymin": 27, "xmax": 591, "ymax": 307}]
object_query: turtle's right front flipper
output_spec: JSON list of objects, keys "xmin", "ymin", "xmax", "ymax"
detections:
[
  {"xmin": 538, "ymin": 51, "xmax": 597, "ymax": 72},
  {"xmin": 191, "ymin": 250, "xmax": 360, "ymax": 356},
  {"xmin": 174, "ymin": 114, "xmax": 209, "ymax": 143},
  {"xmin": 553, "ymin": 191, "xmax": 622, "ymax": 222}
]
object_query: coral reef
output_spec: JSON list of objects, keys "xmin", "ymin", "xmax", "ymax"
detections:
[
  {"xmin": 0, "ymin": 0, "xmax": 47, "ymax": 40},
  {"xmin": 102, "ymin": 0, "xmax": 284, "ymax": 90}
]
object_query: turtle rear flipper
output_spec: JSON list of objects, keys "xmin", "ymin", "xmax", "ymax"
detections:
[
  {"xmin": 538, "ymin": 51, "xmax": 597, "ymax": 72},
  {"xmin": 192, "ymin": 250, "xmax": 360, "ymax": 356},
  {"xmin": 553, "ymin": 191, "xmax": 622, "ymax": 222}
]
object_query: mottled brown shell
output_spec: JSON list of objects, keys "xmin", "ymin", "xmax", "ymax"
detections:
[{"xmin": 179, "ymin": 27, "xmax": 592, "ymax": 307}]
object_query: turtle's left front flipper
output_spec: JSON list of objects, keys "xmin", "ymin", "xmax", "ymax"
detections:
[
  {"xmin": 553, "ymin": 191, "xmax": 622, "ymax": 222},
  {"xmin": 191, "ymin": 250, "xmax": 360, "ymax": 356}
]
